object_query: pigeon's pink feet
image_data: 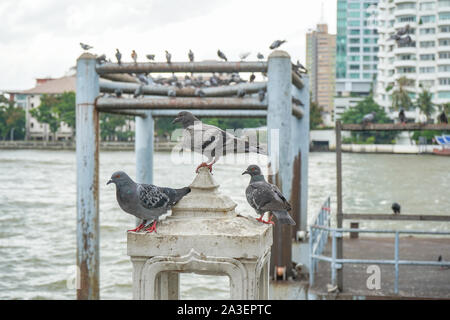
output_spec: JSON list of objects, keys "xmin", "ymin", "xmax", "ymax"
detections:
[
  {"xmin": 144, "ymin": 221, "xmax": 157, "ymax": 233},
  {"xmin": 256, "ymin": 216, "xmax": 275, "ymax": 225},
  {"xmin": 128, "ymin": 223, "xmax": 144, "ymax": 232},
  {"xmin": 196, "ymin": 162, "xmax": 213, "ymax": 173}
]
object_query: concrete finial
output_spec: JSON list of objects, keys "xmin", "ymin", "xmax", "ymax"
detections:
[
  {"xmin": 268, "ymin": 50, "xmax": 290, "ymax": 59},
  {"xmin": 171, "ymin": 167, "xmax": 237, "ymax": 218}
]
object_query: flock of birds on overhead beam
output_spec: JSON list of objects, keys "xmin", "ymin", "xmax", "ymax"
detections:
[
  {"xmin": 80, "ymin": 40, "xmax": 307, "ymax": 99},
  {"xmin": 361, "ymin": 108, "xmax": 448, "ymax": 126},
  {"xmin": 107, "ymin": 111, "xmax": 294, "ymax": 233}
]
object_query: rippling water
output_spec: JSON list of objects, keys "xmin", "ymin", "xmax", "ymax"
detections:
[{"xmin": 0, "ymin": 150, "xmax": 449, "ymax": 299}]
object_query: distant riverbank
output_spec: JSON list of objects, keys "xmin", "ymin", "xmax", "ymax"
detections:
[{"xmin": 0, "ymin": 140, "xmax": 177, "ymax": 151}]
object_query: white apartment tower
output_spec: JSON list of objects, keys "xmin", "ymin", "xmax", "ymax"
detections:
[{"xmin": 376, "ymin": 0, "xmax": 450, "ymax": 119}]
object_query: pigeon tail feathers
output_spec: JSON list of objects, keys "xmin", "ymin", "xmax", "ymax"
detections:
[{"xmin": 272, "ymin": 210, "xmax": 296, "ymax": 225}]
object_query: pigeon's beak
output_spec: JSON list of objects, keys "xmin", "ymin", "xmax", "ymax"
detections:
[
  {"xmin": 107, "ymin": 179, "xmax": 113, "ymax": 185},
  {"xmin": 242, "ymin": 170, "xmax": 249, "ymax": 175},
  {"xmin": 172, "ymin": 117, "xmax": 181, "ymax": 124}
]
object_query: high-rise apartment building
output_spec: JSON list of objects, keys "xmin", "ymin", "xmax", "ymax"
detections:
[
  {"xmin": 336, "ymin": 0, "xmax": 380, "ymax": 96},
  {"xmin": 306, "ymin": 23, "xmax": 336, "ymax": 125},
  {"xmin": 375, "ymin": 0, "xmax": 450, "ymax": 119}
]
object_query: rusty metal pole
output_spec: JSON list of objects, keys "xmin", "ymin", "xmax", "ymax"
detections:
[
  {"xmin": 76, "ymin": 53, "xmax": 100, "ymax": 300},
  {"xmin": 267, "ymin": 50, "xmax": 293, "ymax": 279},
  {"xmin": 335, "ymin": 120, "xmax": 344, "ymax": 291},
  {"xmin": 290, "ymin": 76, "xmax": 310, "ymax": 274}
]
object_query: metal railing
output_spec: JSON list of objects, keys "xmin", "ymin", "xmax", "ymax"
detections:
[
  {"xmin": 309, "ymin": 201, "xmax": 450, "ymax": 294},
  {"xmin": 308, "ymin": 196, "xmax": 331, "ymax": 286}
]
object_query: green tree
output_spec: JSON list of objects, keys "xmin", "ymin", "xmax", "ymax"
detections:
[
  {"xmin": 392, "ymin": 76, "xmax": 413, "ymax": 111},
  {"xmin": 55, "ymin": 92, "xmax": 76, "ymax": 131},
  {"xmin": 416, "ymin": 89, "xmax": 434, "ymax": 122},
  {"xmin": 340, "ymin": 96, "xmax": 397, "ymax": 144},
  {"xmin": 310, "ymin": 100, "xmax": 324, "ymax": 129},
  {"xmin": 100, "ymin": 113, "xmax": 133, "ymax": 141},
  {"xmin": 30, "ymin": 94, "xmax": 60, "ymax": 139},
  {"xmin": 0, "ymin": 96, "xmax": 26, "ymax": 140}
]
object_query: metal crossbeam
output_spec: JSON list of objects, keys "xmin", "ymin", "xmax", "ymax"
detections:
[
  {"xmin": 99, "ymin": 80, "xmax": 267, "ymax": 97},
  {"xmin": 96, "ymin": 61, "xmax": 268, "ymax": 74},
  {"xmin": 98, "ymin": 109, "xmax": 147, "ymax": 118},
  {"xmin": 342, "ymin": 123, "xmax": 450, "ymax": 131},
  {"xmin": 343, "ymin": 213, "xmax": 450, "ymax": 221}
]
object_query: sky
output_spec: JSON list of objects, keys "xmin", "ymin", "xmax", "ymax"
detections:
[{"xmin": 0, "ymin": 0, "xmax": 337, "ymax": 91}]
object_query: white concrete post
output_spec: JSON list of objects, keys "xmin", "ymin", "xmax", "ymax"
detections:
[
  {"xmin": 267, "ymin": 50, "xmax": 294, "ymax": 277},
  {"xmin": 76, "ymin": 53, "xmax": 100, "ymax": 300}
]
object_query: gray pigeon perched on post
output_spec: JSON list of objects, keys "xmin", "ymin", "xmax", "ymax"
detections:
[
  {"xmin": 115, "ymin": 49, "xmax": 122, "ymax": 65},
  {"xmin": 107, "ymin": 171, "xmax": 191, "ymax": 232},
  {"xmin": 217, "ymin": 49, "xmax": 227, "ymax": 61},
  {"xmin": 165, "ymin": 50, "xmax": 172, "ymax": 64},
  {"xmin": 257, "ymin": 52, "xmax": 264, "ymax": 60},
  {"xmin": 172, "ymin": 111, "xmax": 267, "ymax": 172},
  {"xmin": 146, "ymin": 54, "xmax": 155, "ymax": 61},
  {"xmin": 80, "ymin": 42, "xmax": 93, "ymax": 50},
  {"xmin": 243, "ymin": 165, "xmax": 295, "ymax": 225},
  {"xmin": 131, "ymin": 50, "xmax": 137, "ymax": 64},
  {"xmin": 188, "ymin": 49, "xmax": 194, "ymax": 62},
  {"xmin": 269, "ymin": 40, "xmax": 287, "ymax": 49},
  {"xmin": 239, "ymin": 52, "xmax": 251, "ymax": 60},
  {"xmin": 391, "ymin": 202, "xmax": 401, "ymax": 215},
  {"xmin": 134, "ymin": 84, "xmax": 144, "ymax": 98},
  {"xmin": 362, "ymin": 112, "xmax": 376, "ymax": 125}
]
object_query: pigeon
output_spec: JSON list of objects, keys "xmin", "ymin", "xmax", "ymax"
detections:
[
  {"xmin": 131, "ymin": 50, "xmax": 137, "ymax": 64},
  {"xmin": 295, "ymin": 60, "xmax": 308, "ymax": 73},
  {"xmin": 134, "ymin": 85, "xmax": 144, "ymax": 98},
  {"xmin": 237, "ymin": 88, "xmax": 246, "ymax": 98},
  {"xmin": 114, "ymin": 88, "xmax": 123, "ymax": 98},
  {"xmin": 362, "ymin": 112, "xmax": 376, "ymax": 125},
  {"xmin": 249, "ymin": 73, "xmax": 255, "ymax": 83},
  {"xmin": 269, "ymin": 40, "xmax": 287, "ymax": 50},
  {"xmin": 399, "ymin": 109, "xmax": 406, "ymax": 124},
  {"xmin": 391, "ymin": 202, "xmax": 401, "ymax": 215},
  {"xmin": 137, "ymin": 74, "xmax": 149, "ymax": 85},
  {"xmin": 257, "ymin": 52, "xmax": 264, "ymax": 60},
  {"xmin": 217, "ymin": 49, "xmax": 227, "ymax": 61},
  {"xmin": 397, "ymin": 35, "xmax": 412, "ymax": 46},
  {"xmin": 397, "ymin": 24, "xmax": 410, "ymax": 36},
  {"xmin": 168, "ymin": 89, "xmax": 176, "ymax": 97},
  {"xmin": 390, "ymin": 34, "xmax": 402, "ymax": 41},
  {"xmin": 165, "ymin": 50, "xmax": 172, "ymax": 64},
  {"xmin": 258, "ymin": 89, "xmax": 265, "ymax": 102},
  {"xmin": 439, "ymin": 110, "xmax": 448, "ymax": 124},
  {"xmin": 172, "ymin": 111, "xmax": 267, "ymax": 172},
  {"xmin": 239, "ymin": 52, "xmax": 251, "ymax": 60},
  {"xmin": 243, "ymin": 164, "xmax": 295, "ymax": 225},
  {"xmin": 146, "ymin": 54, "xmax": 155, "ymax": 61},
  {"xmin": 115, "ymin": 49, "xmax": 122, "ymax": 65},
  {"xmin": 188, "ymin": 49, "xmax": 194, "ymax": 62},
  {"xmin": 80, "ymin": 42, "xmax": 93, "ymax": 50},
  {"xmin": 107, "ymin": 171, "xmax": 191, "ymax": 233},
  {"xmin": 195, "ymin": 88, "xmax": 205, "ymax": 97},
  {"xmin": 96, "ymin": 54, "xmax": 107, "ymax": 64}
]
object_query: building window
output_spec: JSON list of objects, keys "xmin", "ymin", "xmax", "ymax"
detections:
[
  {"xmin": 439, "ymin": 38, "xmax": 450, "ymax": 46},
  {"xmin": 419, "ymin": 80, "xmax": 435, "ymax": 87},
  {"xmin": 420, "ymin": 15, "xmax": 436, "ymax": 23},
  {"xmin": 419, "ymin": 66, "xmax": 436, "ymax": 73},
  {"xmin": 439, "ymin": 65, "xmax": 450, "ymax": 72},
  {"xmin": 397, "ymin": 15, "xmax": 416, "ymax": 23},
  {"xmin": 420, "ymin": 41, "xmax": 435, "ymax": 48},
  {"xmin": 419, "ymin": 28, "xmax": 435, "ymax": 35},
  {"xmin": 440, "ymin": 25, "xmax": 450, "ymax": 33},
  {"xmin": 420, "ymin": 2, "xmax": 435, "ymax": 10},
  {"xmin": 439, "ymin": 51, "xmax": 450, "ymax": 59},
  {"xmin": 398, "ymin": 3, "xmax": 416, "ymax": 10},
  {"xmin": 439, "ymin": 12, "xmax": 450, "ymax": 20},
  {"xmin": 420, "ymin": 54, "xmax": 435, "ymax": 60},
  {"xmin": 439, "ymin": 78, "xmax": 450, "ymax": 85},
  {"xmin": 438, "ymin": 91, "xmax": 450, "ymax": 98},
  {"xmin": 397, "ymin": 67, "xmax": 416, "ymax": 74}
]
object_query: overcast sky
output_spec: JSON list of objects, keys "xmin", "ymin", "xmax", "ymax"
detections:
[{"xmin": 0, "ymin": 0, "xmax": 337, "ymax": 91}]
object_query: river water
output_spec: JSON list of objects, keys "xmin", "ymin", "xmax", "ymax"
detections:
[{"xmin": 0, "ymin": 150, "xmax": 448, "ymax": 299}]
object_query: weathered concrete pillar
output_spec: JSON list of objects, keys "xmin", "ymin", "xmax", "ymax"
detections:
[
  {"xmin": 76, "ymin": 53, "xmax": 100, "ymax": 300},
  {"xmin": 267, "ymin": 50, "xmax": 294, "ymax": 278},
  {"xmin": 127, "ymin": 168, "xmax": 272, "ymax": 300}
]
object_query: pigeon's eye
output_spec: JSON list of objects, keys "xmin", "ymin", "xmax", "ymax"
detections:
[
  {"xmin": 115, "ymin": 174, "xmax": 121, "ymax": 178},
  {"xmin": 251, "ymin": 168, "xmax": 255, "ymax": 171}
]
